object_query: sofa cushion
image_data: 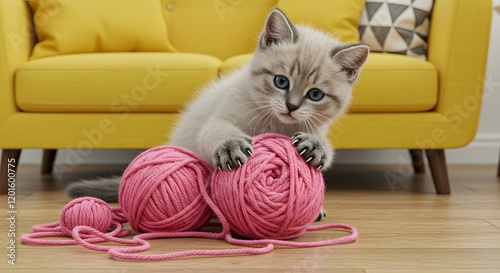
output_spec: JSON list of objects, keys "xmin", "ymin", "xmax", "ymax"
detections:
[
  {"xmin": 16, "ymin": 53, "xmax": 221, "ymax": 113},
  {"xmin": 221, "ymin": 53, "xmax": 437, "ymax": 112},
  {"xmin": 277, "ymin": 0, "xmax": 366, "ymax": 43},
  {"xmin": 27, "ymin": 0, "xmax": 176, "ymax": 60}
]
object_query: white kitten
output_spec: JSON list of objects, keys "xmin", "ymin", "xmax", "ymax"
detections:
[{"xmin": 67, "ymin": 8, "xmax": 369, "ymax": 220}]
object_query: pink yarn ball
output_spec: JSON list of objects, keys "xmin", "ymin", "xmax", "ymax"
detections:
[
  {"xmin": 60, "ymin": 197, "xmax": 113, "ymax": 235},
  {"xmin": 119, "ymin": 146, "xmax": 213, "ymax": 233},
  {"xmin": 210, "ymin": 133, "xmax": 325, "ymax": 240}
]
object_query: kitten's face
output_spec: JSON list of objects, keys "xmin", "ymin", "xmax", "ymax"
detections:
[{"xmin": 249, "ymin": 9, "xmax": 369, "ymax": 128}]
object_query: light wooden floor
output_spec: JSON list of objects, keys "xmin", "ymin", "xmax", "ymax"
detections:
[{"xmin": 1, "ymin": 163, "xmax": 500, "ymax": 273}]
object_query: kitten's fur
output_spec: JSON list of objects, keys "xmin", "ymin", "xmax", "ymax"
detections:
[{"xmin": 67, "ymin": 9, "xmax": 369, "ymax": 219}]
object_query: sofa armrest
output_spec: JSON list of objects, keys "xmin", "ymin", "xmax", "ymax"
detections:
[
  {"xmin": 427, "ymin": 0, "xmax": 492, "ymax": 140},
  {"xmin": 0, "ymin": 0, "xmax": 35, "ymax": 117}
]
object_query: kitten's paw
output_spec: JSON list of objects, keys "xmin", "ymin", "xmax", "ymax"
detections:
[
  {"xmin": 315, "ymin": 207, "xmax": 327, "ymax": 222},
  {"xmin": 292, "ymin": 132, "xmax": 328, "ymax": 170},
  {"xmin": 214, "ymin": 136, "xmax": 253, "ymax": 170}
]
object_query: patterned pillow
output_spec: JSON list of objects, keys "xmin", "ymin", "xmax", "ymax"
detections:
[{"xmin": 359, "ymin": 0, "xmax": 433, "ymax": 60}]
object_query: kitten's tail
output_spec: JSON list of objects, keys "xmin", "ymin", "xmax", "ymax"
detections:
[{"xmin": 66, "ymin": 176, "xmax": 121, "ymax": 203}]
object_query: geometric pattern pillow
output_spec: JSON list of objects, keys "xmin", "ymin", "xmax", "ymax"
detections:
[{"xmin": 359, "ymin": 0, "xmax": 434, "ymax": 60}]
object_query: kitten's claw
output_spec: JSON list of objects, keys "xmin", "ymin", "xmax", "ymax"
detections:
[
  {"xmin": 292, "ymin": 132, "xmax": 330, "ymax": 170},
  {"xmin": 214, "ymin": 136, "xmax": 253, "ymax": 170}
]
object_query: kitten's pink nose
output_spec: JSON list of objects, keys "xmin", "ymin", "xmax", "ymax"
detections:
[{"xmin": 286, "ymin": 103, "xmax": 299, "ymax": 112}]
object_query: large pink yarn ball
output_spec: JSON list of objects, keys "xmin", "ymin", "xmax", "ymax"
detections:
[
  {"xmin": 119, "ymin": 146, "xmax": 213, "ymax": 233},
  {"xmin": 210, "ymin": 133, "xmax": 325, "ymax": 240}
]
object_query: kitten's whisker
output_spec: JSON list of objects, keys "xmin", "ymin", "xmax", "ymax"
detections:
[
  {"xmin": 245, "ymin": 107, "xmax": 272, "ymax": 135},
  {"xmin": 316, "ymin": 112, "xmax": 343, "ymax": 136},
  {"xmin": 260, "ymin": 109, "xmax": 277, "ymax": 135},
  {"xmin": 302, "ymin": 118, "xmax": 314, "ymax": 135},
  {"xmin": 254, "ymin": 109, "xmax": 274, "ymax": 136},
  {"xmin": 226, "ymin": 99, "xmax": 270, "ymax": 117},
  {"xmin": 230, "ymin": 100, "xmax": 268, "ymax": 114},
  {"xmin": 244, "ymin": 112, "xmax": 264, "ymax": 134},
  {"xmin": 311, "ymin": 113, "xmax": 330, "ymax": 124},
  {"xmin": 238, "ymin": 105, "xmax": 271, "ymax": 119},
  {"xmin": 309, "ymin": 115, "xmax": 339, "ymax": 148},
  {"xmin": 237, "ymin": 105, "xmax": 273, "ymax": 124},
  {"xmin": 312, "ymin": 113, "xmax": 339, "ymax": 136},
  {"xmin": 329, "ymin": 124, "xmax": 341, "ymax": 148},
  {"xmin": 251, "ymin": 108, "xmax": 274, "ymax": 136},
  {"xmin": 298, "ymin": 122, "xmax": 304, "ymax": 133},
  {"xmin": 331, "ymin": 123, "xmax": 343, "ymax": 135},
  {"xmin": 307, "ymin": 120, "xmax": 316, "ymax": 135}
]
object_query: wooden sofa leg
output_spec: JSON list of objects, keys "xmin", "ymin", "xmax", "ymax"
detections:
[
  {"xmin": 1, "ymin": 149, "xmax": 22, "ymax": 194},
  {"xmin": 42, "ymin": 149, "xmax": 57, "ymax": 174},
  {"xmin": 425, "ymin": 149, "xmax": 450, "ymax": 194},
  {"xmin": 409, "ymin": 149, "xmax": 426, "ymax": 174},
  {"xmin": 497, "ymin": 150, "xmax": 500, "ymax": 177}
]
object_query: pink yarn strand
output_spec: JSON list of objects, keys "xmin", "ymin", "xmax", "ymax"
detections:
[
  {"xmin": 21, "ymin": 137, "xmax": 359, "ymax": 261},
  {"xmin": 225, "ymin": 224, "xmax": 358, "ymax": 248},
  {"xmin": 108, "ymin": 242, "xmax": 274, "ymax": 261}
]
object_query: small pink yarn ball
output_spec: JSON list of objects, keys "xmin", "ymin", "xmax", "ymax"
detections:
[
  {"xmin": 119, "ymin": 146, "xmax": 213, "ymax": 233},
  {"xmin": 211, "ymin": 133, "xmax": 325, "ymax": 240},
  {"xmin": 60, "ymin": 197, "xmax": 113, "ymax": 235}
]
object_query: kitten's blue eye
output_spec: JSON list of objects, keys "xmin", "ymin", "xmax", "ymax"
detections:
[
  {"xmin": 307, "ymin": 88, "xmax": 324, "ymax": 101},
  {"xmin": 274, "ymin": 75, "xmax": 289, "ymax": 90}
]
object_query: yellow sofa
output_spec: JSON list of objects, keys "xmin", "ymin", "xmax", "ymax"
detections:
[{"xmin": 0, "ymin": 0, "xmax": 492, "ymax": 194}]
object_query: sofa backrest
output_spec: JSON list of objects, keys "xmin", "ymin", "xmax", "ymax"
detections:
[
  {"xmin": 162, "ymin": 0, "xmax": 278, "ymax": 60},
  {"xmin": 25, "ymin": 0, "xmax": 364, "ymax": 61}
]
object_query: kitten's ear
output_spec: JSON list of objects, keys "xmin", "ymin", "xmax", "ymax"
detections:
[
  {"xmin": 260, "ymin": 8, "xmax": 298, "ymax": 49},
  {"xmin": 331, "ymin": 44, "xmax": 370, "ymax": 82}
]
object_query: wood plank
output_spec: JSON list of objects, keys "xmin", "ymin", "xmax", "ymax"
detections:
[
  {"xmin": 10, "ymin": 248, "xmax": 500, "ymax": 269},
  {"xmin": 487, "ymin": 220, "xmax": 500, "ymax": 229},
  {"xmin": 6, "ymin": 265, "xmax": 364, "ymax": 273},
  {"xmin": 365, "ymin": 268, "xmax": 498, "ymax": 273},
  {"xmin": 3, "ymin": 164, "xmax": 500, "ymax": 271}
]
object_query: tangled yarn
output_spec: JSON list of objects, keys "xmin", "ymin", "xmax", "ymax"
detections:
[
  {"xmin": 21, "ymin": 133, "xmax": 358, "ymax": 261},
  {"xmin": 211, "ymin": 133, "xmax": 324, "ymax": 239},
  {"xmin": 20, "ymin": 197, "xmax": 130, "ymax": 245},
  {"xmin": 119, "ymin": 146, "xmax": 213, "ymax": 233}
]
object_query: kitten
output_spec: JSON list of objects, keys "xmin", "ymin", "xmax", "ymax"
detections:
[{"xmin": 67, "ymin": 8, "xmax": 369, "ymax": 220}]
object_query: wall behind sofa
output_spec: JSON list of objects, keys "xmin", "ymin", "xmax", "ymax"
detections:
[{"xmin": 10, "ymin": 1, "xmax": 500, "ymax": 166}]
